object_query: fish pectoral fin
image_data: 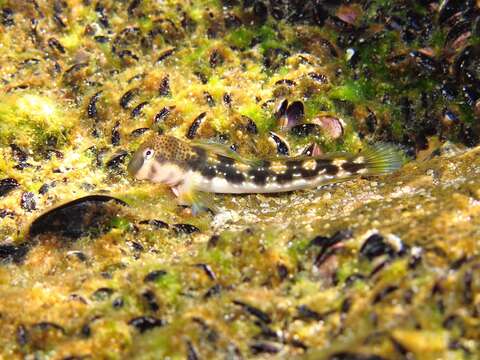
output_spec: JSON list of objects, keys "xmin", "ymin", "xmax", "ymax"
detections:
[
  {"xmin": 175, "ymin": 185, "xmax": 217, "ymax": 215},
  {"xmin": 191, "ymin": 140, "xmax": 260, "ymax": 167},
  {"xmin": 191, "ymin": 191, "xmax": 217, "ymax": 215}
]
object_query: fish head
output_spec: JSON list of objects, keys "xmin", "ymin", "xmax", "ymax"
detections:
[
  {"xmin": 128, "ymin": 133, "xmax": 191, "ymax": 182},
  {"xmin": 128, "ymin": 141, "xmax": 156, "ymax": 180}
]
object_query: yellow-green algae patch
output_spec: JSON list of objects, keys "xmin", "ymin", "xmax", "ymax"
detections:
[{"xmin": 0, "ymin": 93, "xmax": 75, "ymax": 148}]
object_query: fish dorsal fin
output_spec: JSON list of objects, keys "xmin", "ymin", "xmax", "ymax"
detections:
[{"xmin": 190, "ymin": 140, "xmax": 261, "ymax": 166}]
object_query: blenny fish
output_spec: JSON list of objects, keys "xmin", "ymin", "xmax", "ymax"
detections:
[{"xmin": 128, "ymin": 134, "xmax": 403, "ymax": 213}]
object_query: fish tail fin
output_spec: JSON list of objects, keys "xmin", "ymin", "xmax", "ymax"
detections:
[{"xmin": 360, "ymin": 144, "xmax": 405, "ymax": 176}]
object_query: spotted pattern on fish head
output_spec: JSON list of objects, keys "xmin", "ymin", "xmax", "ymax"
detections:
[
  {"xmin": 147, "ymin": 134, "xmax": 194, "ymax": 163},
  {"xmin": 128, "ymin": 134, "xmax": 194, "ymax": 181}
]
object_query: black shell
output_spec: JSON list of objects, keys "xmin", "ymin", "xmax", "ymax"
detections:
[
  {"xmin": 119, "ymin": 88, "xmax": 139, "ymax": 109},
  {"xmin": 0, "ymin": 243, "xmax": 29, "ymax": 264},
  {"xmin": 131, "ymin": 101, "xmax": 149, "ymax": 118},
  {"xmin": 359, "ymin": 233, "xmax": 399, "ymax": 260},
  {"xmin": 274, "ymin": 99, "xmax": 288, "ymax": 120},
  {"xmin": 130, "ymin": 128, "xmax": 150, "ymax": 137},
  {"xmin": 159, "ymin": 75, "xmax": 171, "ymax": 97},
  {"xmin": 139, "ymin": 219, "xmax": 169, "ymax": 229},
  {"xmin": 154, "ymin": 106, "xmax": 171, "ymax": 123},
  {"xmin": 156, "ymin": 47, "xmax": 176, "ymax": 63},
  {"xmin": 285, "ymin": 100, "xmax": 305, "ymax": 129},
  {"xmin": 128, "ymin": 316, "xmax": 164, "ymax": 333},
  {"xmin": 173, "ymin": 223, "xmax": 200, "ymax": 234},
  {"xmin": 106, "ymin": 150, "xmax": 129, "ymax": 169},
  {"xmin": 290, "ymin": 123, "xmax": 319, "ymax": 137},
  {"xmin": 87, "ymin": 91, "xmax": 102, "ymax": 118},
  {"xmin": 28, "ymin": 195, "xmax": 128, "ymax": 240},
  {"xmin": 186, "ymin": 112, "xmax": 207, "ymax": 139},
  {"xmin": 0, "ymin": 178, "xmax": 19, "ymax": 197},
  {"xmin": 269, "ymin": 131, "xmax": 290, "ymax": 155},
  {"xmin": 144, "ymin": 270, "xmax": 167, "ymax": 283}
]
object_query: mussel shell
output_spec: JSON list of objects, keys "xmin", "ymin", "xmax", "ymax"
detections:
[
  {"xmin": 156, "ymin": 47, "xmax": 176, "ymax": 63},
  {"xmin": 409, "ymin": 51, "xmax": 438, "ymax": 73},
  {"xmin": 444, "ymin": 19, "xmax": 471, "ymax": 48},
  {"xmin": 442, "ymin": 108, "xmax": 459, "ymax": 125},
  {"xmin": 0, "ymin": 178, "xmax": 19, "ymax": 197},
  {"xmin": 290, "ymin": 123, "xmax": 319, "ymax": 137},
  {"xmin": 438, "ymin": 0, "xmax": 475, "ymax": 25},
  {"xmin": 0, "ymin": 243, "xmax": 29, "ymax": 264},
  {"xmin": 312, "ymin": 116, "xmax": 345, "ymax": 139},
  {"xmin": 186, "ymin": 112, "xmax": 207, "ymax": 139},
  {"xmin": 462, "ymin": 85, "xmax": 480, "ymax": 107},
  {"xmin": 440, "ymin": 81, "xmax": 458, "ymax": 101},
  {"xmin": 119, "ymin": 88, "xmax": 139, "ymax": 109},
  {"xmin": 453, "ymin": 45, "xmax": 470, "ymax": 71},
  {"xmin": 275, "ymin": 100, "xmax": 305, "ymax": 131},
  {"xmin": 87, "ymin": 91, "xmax": 102, "ymax": 118},
  {"xmin": 154, "ymin": 106, "xmax": 172, "ymax": 123},
  {"xmin": 286, "ymin": 101, "xmax": 305, "ymax": 126},
  {"xmin": 269, "ymin": 131, "xmax": 290, "ymax": 155},
  {"xmin": 274, "ymin": 99, "xmax": 288, "ymax": 120},
  {"xmin": 453, "ymin": 45, "xmax": 480, "ymax": 88},
  {"xmin": 29, "ymin": 195, "xmax": 128, "ymax": 240},
  {"xmin": 106, "ymin": 150, "xmax": 129, "ymax": 169},
  {"xmin": 301, "ymin": 143, "xmax": 323, "ymax": 157},
  {"xmin": 253, "ymin": 1, "xmax": 268, "ymax": 25},
  {"xmin": 360, "ymin": 233, "xmax": 398, "ymax": 261}
]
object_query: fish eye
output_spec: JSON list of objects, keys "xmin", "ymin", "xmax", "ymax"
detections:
[{"xmin": 143, "ymin": 148, "xmax": 154, "ymax": 160}]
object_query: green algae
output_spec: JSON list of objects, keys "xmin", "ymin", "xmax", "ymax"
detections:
[
  {"xmin": 0, "ymin": 93, "xmax": 74, "ymax": 148},
  {"xmin": 227, "ymin": 27, "xmax": 255, "ymax": 49}
]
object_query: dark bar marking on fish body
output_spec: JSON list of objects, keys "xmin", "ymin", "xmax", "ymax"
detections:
[
  {"xmin": 200, "ymin": 164, "xmax": 217, "ymax": 179},
  {"xmin": 276, "ymin": 171, "xmax": 293, "ymax": 184},
  {"xmin": 342, "ymin": 162, "xmax": 366, "ymax": 174},
  {"xmin": 249, "ymin": 168, "xmax": 270, "ymax": 185},
  {"xmin": 300, "ymin": 167, "xmax": 319, "ymax": 178},
  {"xmin": 217, "ymin": 163, "xmax": 245, "ymax": 184},
  {"xmin": 324, "ymin": 164, "xmax": 340, "ymax": 175},
  {"xmin": 316, "ymin": 159, "xmax": 333, "ymax": 166},
  {"xmin": 186, "ymin": 147, "xmax": 208, "ymax": 171}
]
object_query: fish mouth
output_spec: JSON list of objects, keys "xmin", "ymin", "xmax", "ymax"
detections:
[{"xmin": 127, "ymin": 152, "xmax": 145, "ymax": 179}]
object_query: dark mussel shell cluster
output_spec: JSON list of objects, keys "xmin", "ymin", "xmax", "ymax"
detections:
[
  {"xmin": 350, "ymin": 0, "xmax": 480, "ymax": 149},
  {"xmin": 272, "ymin": 97, "xmax": 344, "ymax": 153},
  {"xmin": 255, "ymin": 0, "xmax": 480, "ymax": 152}
]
